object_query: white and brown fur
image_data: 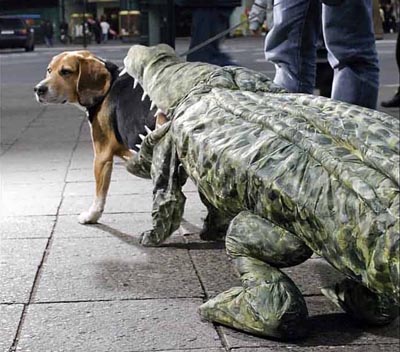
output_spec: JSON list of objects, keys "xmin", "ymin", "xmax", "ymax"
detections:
[{"xmin": 34, "ymin": 50, "xmax": 167, "ymax": 224}]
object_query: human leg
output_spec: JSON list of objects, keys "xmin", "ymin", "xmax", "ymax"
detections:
[
  {"xmin": 381, "ymin": 30, "xmax": 400, "ymax": 108},
  {"xmin": 323, "ymin": 0, "xmax": 380, "ymax": 109},
  {"xmin": 187, "ymin": 8, "xmax": 215, "ymax": 63},
  {"xmin": 211, "ymin": 8, "xmax": 236, "ymax": 66},
  {"xmin": 264, "ymin": 0, "xmax": 321, "ymax": 93},
  {"xmin": 199, "ymin": 211, "xmax": 313, "ymax": 339}
]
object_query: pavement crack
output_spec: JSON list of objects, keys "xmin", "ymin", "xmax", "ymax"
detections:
[{"xmin": 9, "ymin": 117, "xmax": 86, "ymax": 352}]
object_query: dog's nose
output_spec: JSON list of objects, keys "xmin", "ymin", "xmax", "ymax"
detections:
[{"xmin": 34, "ymin": 85, "xmax": 48, "ymax": 96}]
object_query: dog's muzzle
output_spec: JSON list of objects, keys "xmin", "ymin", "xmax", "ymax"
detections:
[{"xmin": 34, "ymin": 84, "xmax": 48, "ymax": 96}]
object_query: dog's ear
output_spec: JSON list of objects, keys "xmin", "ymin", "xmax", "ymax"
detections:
[{"xmin": 77, "ymin": 57, "xmax": 111, "ymax": 106}]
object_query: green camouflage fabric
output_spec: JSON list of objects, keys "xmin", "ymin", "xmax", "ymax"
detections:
[{"xmin": 123, "ymin": 44, "xmax": 400, "ymax": 340}]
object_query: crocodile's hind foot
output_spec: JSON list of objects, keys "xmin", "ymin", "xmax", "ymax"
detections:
[
  {"xmin": 199, "ymin": 280, "xmax": 308, "ymax": 340},
  {"xmin": 198, "ymin": 211, "xmax": 313, "ymax": 340}
]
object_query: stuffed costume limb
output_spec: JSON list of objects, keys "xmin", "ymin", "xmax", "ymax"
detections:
[{"xmin": 140, "ymin": 127, "xmax": 187, "ymax": 246}]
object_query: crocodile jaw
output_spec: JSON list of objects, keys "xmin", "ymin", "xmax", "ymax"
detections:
[
  {"xmin": 123, "ymin": 44, "xmax": 181, "ymax": 113},
  {"xmin": 124, "ymin": 44, "xmax": 220, "ymax": 116}
]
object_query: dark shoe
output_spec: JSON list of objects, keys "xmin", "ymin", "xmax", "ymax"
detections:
[{"xmin": 381, "ymin": 93, "xmax": 400, "ymax": 108}]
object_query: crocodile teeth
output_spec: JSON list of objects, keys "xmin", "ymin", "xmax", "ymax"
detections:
[
  {"xmin": 129, "ymin": 149, "xmax": 136, "ymax": 154},
  {"xmin": 122, "ymin": 155, "xmax": 130, "ymax": 161},
  {"xmin": 135, "ymin": 144, "xmax": 141, "ymax": 149},
  {"xmin": 144, "ymin": 125, "xmax": 152, "ymax": 134},
  {"xmin": 119, "ymin": 68, "xmax": 127, "ymax": 77},
  {"xmin": 156, "ymin": 124, "xmax": 161, "ymax": 129},
  {"xmin": 141, "ymin": 92, "xmax": 147, "ymax": 101},
  {"xmin": 133, "ymin": 78, "xmax": 138, "ymax": 89},
  {"xmin": 150, "ymin": 101, "xmax": 156, "ymax": 110},
  {"xmin": 139, "ymin": 134, "xmax": 145, "ymax": 141}
]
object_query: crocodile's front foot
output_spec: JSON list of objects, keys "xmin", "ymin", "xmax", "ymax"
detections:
[{"xmin": 139, "ymin": 230, "xmax": 163, "ymax": 247}]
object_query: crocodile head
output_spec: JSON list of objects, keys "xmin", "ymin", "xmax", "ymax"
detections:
[{"xmin": 123, "ymin": 44, "xmax": 218, "ymax": 115}]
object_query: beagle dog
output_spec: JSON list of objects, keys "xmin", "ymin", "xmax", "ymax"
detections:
[{"xmin": 34, "ymin": 50, "xmax": 166, "ymax": 224}]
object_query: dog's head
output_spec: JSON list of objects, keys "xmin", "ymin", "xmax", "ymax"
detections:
[{"xmin": 34, "ymin": 50, "xmax": 112, "ymax": 107}]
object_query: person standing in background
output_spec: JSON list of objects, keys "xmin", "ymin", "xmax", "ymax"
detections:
[
  {"xmin": 248, "ymin": 0, "xmax": 274, "ymax": 35},
  {"xmin": 100, "ymin": 17, "xmax": 110, "ymax": 43},
  {"xmin": 264, "ymin": 0, "xmax": 380, "ymax": 109},
  {"xmin": 42, "ymin": 19, "xmax": 54, "ymax": 47},
  {"xmin": 176, "ymin": 0, "xmax": 242, "ymax": 66}
]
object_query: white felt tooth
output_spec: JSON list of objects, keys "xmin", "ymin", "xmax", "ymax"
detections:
[
  {"xmin": 135, "ymin": 144, "xmax": 141, "ymax": 149},
  {"xmin": 122, "ymin": 155, "xmax": 129, "ymax": 161},
  {"xmin": 129, "ymin": 149, "xmax": 136, "ymax": 153},
  {"xmin": 150, "ymin": 101, "xmax": 156, "ymax": 110},
  {"xmin": 141, "ymin": 92, "xmax": 147, "ymax": 101},
  {"xmin": 133, "ymin": 78, "xmax": 138, "ymax": 89},
  {"xmin": 144, "ymin": 125, "xmax": 152, "ymax": 134},
  {"xmin": 156, "ymin": 124, "xmax": 161, "ymax": 129},
  {"xmin": 139, "ymin": 134, "xmax": 145, "ymax": 141},
  {"xmin": 119, "ymin": 68, "xmax": 127, "ymax": 77}
]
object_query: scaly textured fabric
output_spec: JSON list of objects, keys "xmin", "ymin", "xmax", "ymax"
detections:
[{"xmin": 123, "ymin": 44, "xmax": 399, "ymax": 339}]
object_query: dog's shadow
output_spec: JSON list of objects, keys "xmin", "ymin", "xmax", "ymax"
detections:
[
  {"xmin": 93, "ymin": 223, "xmax": 139, "ymax": 246},
  {"xmin": 93, "ymin": 220, "xmax": 225, "ymax": 250}
]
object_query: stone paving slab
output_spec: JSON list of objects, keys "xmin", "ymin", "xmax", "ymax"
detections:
[
  {"xmin": 0, "ymin": 216, "xmax": 55, "ymax": 239},
  {"xmin": 2, "ymin": 195, "xmax": 61, "ymax": 217},
  {"xmin": 1, "ymin": 169, "xmax": 67, "ymax": 184},
  {"xmin": 2, "ymin": 183, "xmax": 65, "ymax": 201},
  {"xmin": 64, "ymin": 179, "xmax": 154, "ymax": 197},
  {"xmin": 59, "ymin": 193, "xmax": 153, "ymax": 215},
  {"xmin": 233, "ymin": 346, "xmax": 399, "ymax": 352},
  {"xmin": 16, "ymin": 124, "xmax": 81, "ymax": 144},
  {"xmin": 17, "ymin": 299, "xmax": 222, "ymax": 352},
  {"xmin": 54, "ymin": 213, "xmax": 152, "ymax": 238},
  {"xmin": 68, "ymin": 142, "xmax": 96, "ymax": 170},
  {"xmin": 0, "ymin": 304, "xmax": 24, "ymax": 352},
  {"xmin": 0, "ymin": 239, "xmax": 47, "ymax": 303},
  {"xmin": 66, "ymin": 165, "xmax": 134, "ymax": 182},
  {"xmin": 282, "ymin": 257, "xmax": 346, "ymax": 296},
  {"xmin": 221, "ymin": 296, "xmax": 400, "ymax": 350},
  {"xmin": 1, "ymin": 146, "xmax": 74, "ymax": 173},
  {"xmin": 34, "ymin": 236, "xmax": 203, "ymax": 302},
  {"xmin": 189, "ymin": 247, "xmax": 240, "ymax": 299},
  {"xmin": 157, "ymin": 350, "xmax": 224, "ymax": 352}
]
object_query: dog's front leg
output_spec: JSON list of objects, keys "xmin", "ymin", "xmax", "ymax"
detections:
[{"xmin": 79, "ymin": 151, "xmax": 113, "ymax": 224}]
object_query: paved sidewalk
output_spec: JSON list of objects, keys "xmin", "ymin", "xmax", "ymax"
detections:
[{"xmin": 1, "ymin": 38, "xmax": 399, "ymax": 351}]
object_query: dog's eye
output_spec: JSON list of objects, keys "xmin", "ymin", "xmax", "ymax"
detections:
[{"xmin": 60, "ymin": 68, "xmax": 72, "ymax": 76}]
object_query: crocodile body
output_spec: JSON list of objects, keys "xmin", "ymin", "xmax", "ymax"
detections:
[{"xmin": 124, "ymin": 44, "xmax": 399, "ymax": 339}]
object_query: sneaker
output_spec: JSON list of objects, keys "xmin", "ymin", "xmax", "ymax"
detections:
[{"xmin": 381, "ymin": 92, "xmax": 400, "ymax": 108}]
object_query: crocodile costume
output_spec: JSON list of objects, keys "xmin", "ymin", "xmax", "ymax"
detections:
[{"xmin": 123, "ymin": 44, "xmax": 400, "ymax": 340}]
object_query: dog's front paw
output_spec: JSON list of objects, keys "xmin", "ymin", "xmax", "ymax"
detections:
[
  {"xmin": 78, "ymin": 210, "xmax": 102, "ymax": 224},
  {"xmin": 139, "ymin": 230, "xmax": 162, "ymax": 247}
]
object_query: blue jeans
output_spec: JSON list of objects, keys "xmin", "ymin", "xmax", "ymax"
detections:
[{"xmin": 265, "ymin": 0, "xmax": 379, "ymax": 109}]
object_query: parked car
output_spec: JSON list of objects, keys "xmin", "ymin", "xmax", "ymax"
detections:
[{"xmin": 0, "ymin": 16, "xmax": 35, "ymax": 51}]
